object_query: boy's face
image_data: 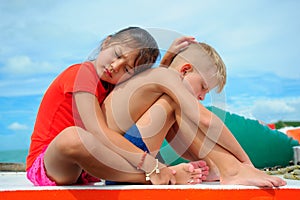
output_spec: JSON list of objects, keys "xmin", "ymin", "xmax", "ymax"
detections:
[
  {"xmin": 94, "ymin": 44, "xmax": 139, "ymax": 85},
  {"xmin": 181, "ymin": 64, "xmax": 218, "ymax": 101},
  {"xmin": 177, "ymin": 45, "xmax": 219, "ymax": 101}
]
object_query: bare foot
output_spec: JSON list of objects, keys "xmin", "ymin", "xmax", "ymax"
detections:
[
  {"xmin": 204, "ymin": 163, "xmax": 220, "ymax": 182},
  {"xmin": 169, "ymin": 163, "xmax": 203, "ymax": 185},
  {"xmin": 220, "ymin": 163, "xmax": 287, "ymax": 187},
  {"xmin": 189, "ymin": 160, "xmax": 209, "ymax": 181}
]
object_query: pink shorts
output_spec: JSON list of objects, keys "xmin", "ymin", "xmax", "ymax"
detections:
[{"xmin": 26, "ymin": 147, "xmax": 100, "ymax": 186}]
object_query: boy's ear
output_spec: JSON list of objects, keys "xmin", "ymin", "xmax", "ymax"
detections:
[{"xmin": 180, "ymin": 63, "xmax": 193, "ymax": 76}]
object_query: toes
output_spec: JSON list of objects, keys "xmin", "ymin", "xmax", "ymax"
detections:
[
  {"xmin": 203, "ymin": 166, "xmax": 209, "ymax": 171},
  {"xmin": 190, "ymin": 160, "xmax": 207, "ymax": 169},
  {"xmin": 265, "ymin": 181, "xmax": 274, "ymax": 188},
  {"xmin": 270, "ymin": 177, "xmax": 286, "ymax": 187},
  {"xmin": 202, "ymin": 169, "xmax": 209, "ymax": 176},
  {"xmin": 201, "ymin": 166, "xmax": 209, "ymax": 173},
  {"xmin": 197, "ymin": 160, "xmax": 207, "ymax": 167}
]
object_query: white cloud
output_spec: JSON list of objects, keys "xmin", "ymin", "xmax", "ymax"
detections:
[
  {"xmin": 0, "ymin": 76, "xmax": 55, "ymax": 97},
  {"xmin": 226, "ymin": 96, "xmax": 300, "ymax": 123},
  {"xmin": 8, "ymin": 122, "xmax": 28, "ymax": 131},
  {"xmin": 253, "ymin": 99, "xmax": 295, "ymax": 114},
  {"xmin": 0, "ymin": 55, "xmax": 61, "ymax": 76},
  {"xmin": 252, "ymin": 98, "xmax": 300, "ymax": 122}
]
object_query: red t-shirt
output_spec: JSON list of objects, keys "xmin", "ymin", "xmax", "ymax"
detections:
[{"xmin": 26, "ymin": 62, "xmax": 112, "ymax": 170}]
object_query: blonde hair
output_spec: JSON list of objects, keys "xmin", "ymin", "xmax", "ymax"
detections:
[
  {"xmin": 172, "ymin": 42, "xmax": 226, "ymax": 93},
  {"xmin": 198, "ymin": 42, "xmax": 226, "ymax": 93}
]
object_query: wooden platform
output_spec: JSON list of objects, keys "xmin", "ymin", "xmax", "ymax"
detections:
[{"xmin": 1, "ymin": 172, "xmax": 300, "ymax": 200}]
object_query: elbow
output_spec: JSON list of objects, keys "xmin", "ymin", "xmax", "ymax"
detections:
[
  {"xmin": 199, "ymin": 109, "xmax": 221, "ymax": 131},
  {"xmin": 199, "ymin": 113, "xmax": 212, "ymax": 130}
]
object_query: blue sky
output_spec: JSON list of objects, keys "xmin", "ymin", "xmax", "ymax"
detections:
[{"xmin": 0, "ymin": 0, "xmax": 299, "ymax": 151}]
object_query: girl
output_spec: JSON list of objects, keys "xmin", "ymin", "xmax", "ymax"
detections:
[{"xmin": 26, "ymin": 27, "xmax": 204, "ymax": 186}]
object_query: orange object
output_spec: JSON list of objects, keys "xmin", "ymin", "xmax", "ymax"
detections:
[
  {"xmin": 287, "ymin": 128, "xmax": 300, "ymax": 142},
  {"xmin": 267, "ymin": 123, "xmax": 276, "ymax": 129},
  {"xmin": 1, "ymin": 188, "xmax": 300, "ymax": 200}
]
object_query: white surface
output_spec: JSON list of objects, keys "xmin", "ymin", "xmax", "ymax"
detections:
[{"xmin": 1, "ymin": 172, "xmax": 300, "ymax": 191}]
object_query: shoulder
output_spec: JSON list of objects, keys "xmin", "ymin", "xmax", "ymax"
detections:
[
  {"xmin": 53, "ymin": 62, "xmax": 99, "ymax": 94},
  {"xmin": 56, "ymin": 63, "xmax": 84, "ymax": 83},
  {"xmin": 136, "ymin": 67, "xmax": 181, "ymax": 81},
  {"xmin": 60, "ymin": 62, "xmax": 95, "ymax": 77},
  {"xmin": 117, "ymin": 67, "xmax": 181, "ymax": 93}
]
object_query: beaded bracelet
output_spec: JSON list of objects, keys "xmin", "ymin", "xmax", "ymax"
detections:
[{"xmin": 145, "ymin": 159, "xmax": 160, "ymax": 181}]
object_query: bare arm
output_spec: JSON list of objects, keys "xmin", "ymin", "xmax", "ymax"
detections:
[
  {"xmin": 74, "ymin": 92, "xmax": 176, "ymax": 184},
  {"xmin": 107, "ymin": 67, "xmax": 250, "ymax": 164}
]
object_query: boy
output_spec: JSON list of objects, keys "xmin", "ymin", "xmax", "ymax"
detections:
[{"xmin": 100, "ymin": 42, "xmax": 286, "ymax": 187}]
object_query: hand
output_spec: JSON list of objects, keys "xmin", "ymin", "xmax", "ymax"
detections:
[
  {"xmin": 160, "ymin": 36, "xmax": 196, "ymax": 67},
  {"xmin": 149, "ymin": 166, "xmax": 176, "ymax": 185},
  {"xmin": 168, "ymin": 36, "xmax": 197, "ymax": 55}
]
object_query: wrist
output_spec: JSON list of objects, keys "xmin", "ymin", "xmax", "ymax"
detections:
[
  {"xmin": 160, "ymin": 52, "xmax": 176, "ymax": 66},
  {"xmin": 145, "ymin": 159, "xmax": 160, "ymax": 181},
  {"xmin": 137, "ymin": 153, "xmax": 164, "ymax": 181},
  {"xmin": 140, "ymin": 153, "xmax": 162, "ymax": 171}
]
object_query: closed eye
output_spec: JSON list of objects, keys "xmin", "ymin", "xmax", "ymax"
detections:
[
  {"xmin": 114, "ymin": 47, "xmax": 122, "ymax": 59},
  {"xmin": 115, "ymin": 50, "xmax": 121, "ymax": 59},
  {"xmin": 202, "ymin": 85, "xmax": 208, "ymax": 91},
  {"xmin": 124, "ymin": 65, "xmax": 134, "ymax": 75}
]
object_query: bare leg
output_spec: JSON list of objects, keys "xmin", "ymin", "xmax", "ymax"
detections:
[
  {"xmin": 134, "ymin": 95, "xmax": 208, "ymax": 184},
  {"xmin": 101, "ymin": 69, "xmax": 285, "ymax": 186},
  {"xmin": 165, "ymin": 124, "xmax": 217, "ymax": 182},
  {"xmin": 139, "ymin": 94, "xmax": 286, "ymax": 186},
  {"xmin": 173, "ymin": 110, "xmax": 286, "ymax": 187},
  {"xmin": 104, "ymin": 68, "xmax": 251, "ymax": 166},
  {"xmin": 44, "ymin": 126, "xmax": 146, "ymax": 185}
]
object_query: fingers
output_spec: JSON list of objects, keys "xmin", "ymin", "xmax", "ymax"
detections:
[
  {"xmin": 186, "ymin": 163, "xmax": 207, "ymax": 183},
  {"xmin": 184, "ymin": 163, "xmax": 195, "ymax": 173},
  {"xmin": 150, "ymin": 167, "xmax": 177, "ymax": 185},
  {"xmin": 174, "ymin": 36, "xmax": 196, "ymax": 51},
  {"xmin": 169, "ymin": 169, "xmax": 177, "ymax": 185},
  {"xmin": 188, "ymin": 178, "xmax": 202, "ymax": 185},
  {"xmin": 176, "ymin": 41, "xmax": 190, "ymax": 51},
  {"xmin": 169, "ymin": 174, "xmax": 177, "ymax": 185},
  {"xmin": 168, "ymin": 36, "xmax": 197, "ymax": 54},
  {"xmin": 190, "ymin": 160, "xmax": 209, "ymax": 177},
  {"xmin": 175, "ymin": 36, "xmax": 196, "ymax": 44}
]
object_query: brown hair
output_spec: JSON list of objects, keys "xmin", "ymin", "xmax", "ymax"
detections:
[{"xmin": 102, "ymin": 27, "xmax": 160, "ymax": 75}]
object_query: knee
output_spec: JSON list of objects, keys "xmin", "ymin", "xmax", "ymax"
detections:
[{"xmin": 54, "ymin": 126, "xmax": 86, "ymax": 159}]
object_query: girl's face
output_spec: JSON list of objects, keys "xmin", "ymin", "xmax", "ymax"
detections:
[{"xmin": 94, "ymin": 44, "xmax": 139, "ymax": 85}]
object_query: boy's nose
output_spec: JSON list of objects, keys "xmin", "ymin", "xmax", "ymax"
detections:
[
  {"xmin": 198, "ymin": 92, "xmax": 207, "ymax": 101},
  {"xmin": 198, "ymin": 95, "xmax": 204, "ymax": 101}
]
